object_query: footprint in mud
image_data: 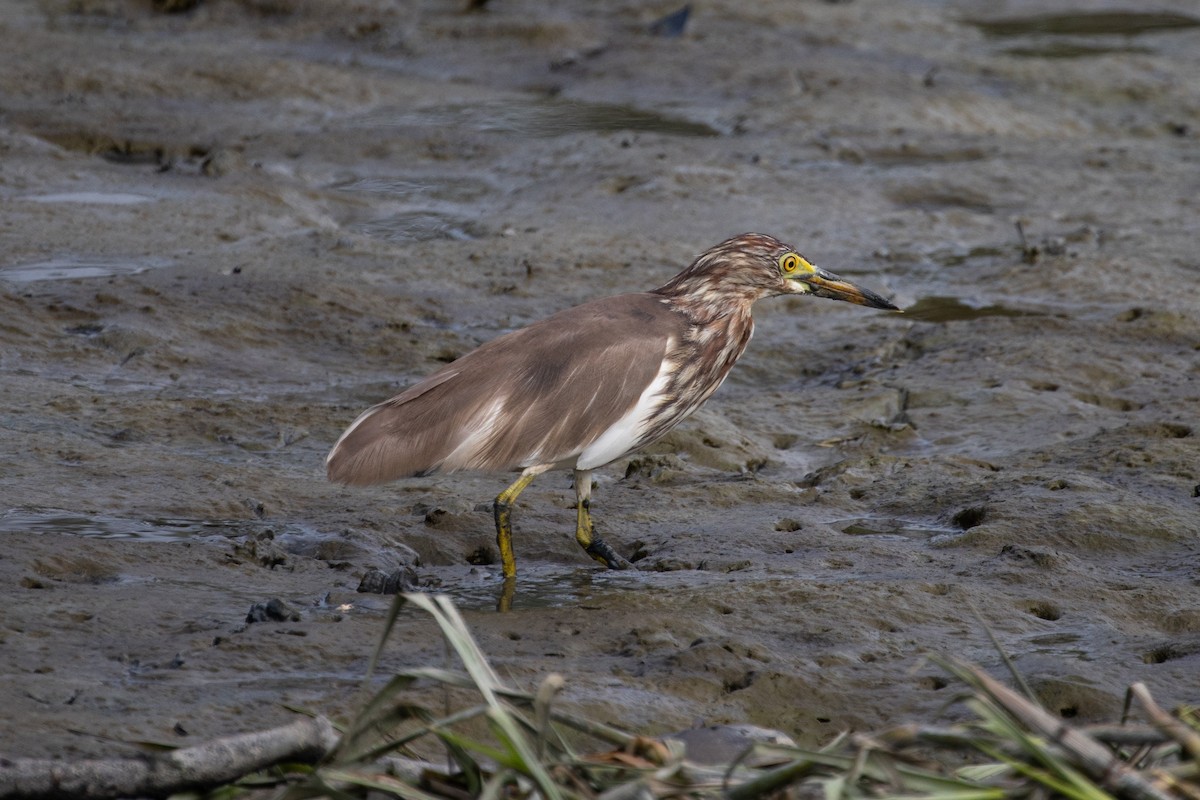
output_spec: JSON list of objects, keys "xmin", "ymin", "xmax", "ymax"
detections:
[
  {"xmin": 30, "ymin": 555, "xmax": 120, "ymax": 584},
  {"xmin": 1021, "ymin": 599, "xmax": 1063, "ymax": 621},
  {"xmin": 1070, "ymin": 391, "xmax": 1142, "ymax": 412},
  {"xmin": 1031, "ymin": 676, "xmax": 1119, "ymax": 721},
  {"xmin": 1141, "ymin": 641, "xmax": 1200, "ymax": 664},
  {"xmin": 1155, "ymin": 609, "xmax": 1200, "ymax": 634}
]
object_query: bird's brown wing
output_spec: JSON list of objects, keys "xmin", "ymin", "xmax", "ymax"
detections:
[{"xmin": 326, "ymin": 293, "xmax": 684, "ymax": 485}]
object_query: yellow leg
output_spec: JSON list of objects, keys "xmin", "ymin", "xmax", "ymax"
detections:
[
  {"xmin": 493, "ymin": 465, "xmax": 551, "ymax": 579},
  {"xmin": 574, "ymin": 470, "xmax": 631, "ymax": 570}
]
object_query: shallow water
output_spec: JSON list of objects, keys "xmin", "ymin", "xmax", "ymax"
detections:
[
  {"xmin": 23, "ymin": 191, "xmax": 156, "ymax": 205},
  {"xmin": 0, "ymin": 256, "xmax": 171, "ymax": 283},
  {"xmin": 902, "ymin": 295, "xmax": 1045, "ymax": 323},
  {"xmin": 968, "ymin": 11, "xmax": 1200, "ymax": 38},
  {"xmin": 0, "ymin": 508, "xmax": 331, "ymax": 543}
]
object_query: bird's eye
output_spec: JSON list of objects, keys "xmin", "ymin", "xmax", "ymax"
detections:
[{"xmin": 779, "ymin": 253, "xmax": 803, "ymax": 274}]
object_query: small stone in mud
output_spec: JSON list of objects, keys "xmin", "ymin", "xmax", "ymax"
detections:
[
  {"xmin": 246, "ymin": 598, "xmax": 300, "ymax": 623},
  {"xmin": 231, "ymin": 532, "xmax": 289, "ymax": 569},
  {"xmin": 775, "ymin": 517, "xmax": 802, "ymax": 532},
  {"xmin": 665, "ymin": 723, "xmax": 795, "ymax": 766},
  {"xmin": 357, "ymin": 566, "xmax": 419, "ymax": 595}
]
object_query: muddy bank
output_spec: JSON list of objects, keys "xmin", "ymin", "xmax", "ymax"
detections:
[{"xmin": 1, "ymin": 0, "xmax": 1198, "ymax": 760}]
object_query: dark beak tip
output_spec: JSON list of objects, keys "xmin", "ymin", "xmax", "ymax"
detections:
[{"xmin": 862, "ymin": 292, "xmax": 899, "ymax": 312}]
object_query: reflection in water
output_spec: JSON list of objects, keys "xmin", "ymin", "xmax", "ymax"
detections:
[{"xmin": 498, "ymin": 576, "xmax": 516, "ymax": 612}]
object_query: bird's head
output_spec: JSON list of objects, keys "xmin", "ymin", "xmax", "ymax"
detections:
[{"xmin": 658, "ymin": 233, "xmax": 898, "ymax": 312}]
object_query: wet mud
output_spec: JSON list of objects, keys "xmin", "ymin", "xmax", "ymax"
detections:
[{"xmin": 1, "ymin": 0, "xmax": 1198, "ymax": 759}]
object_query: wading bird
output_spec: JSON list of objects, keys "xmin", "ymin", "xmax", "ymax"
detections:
[{"xmin": 327, "ymin": 233, "xmax": 897, "ymax": 582}]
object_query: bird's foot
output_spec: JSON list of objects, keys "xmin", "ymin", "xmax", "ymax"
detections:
[{"xmin": 585, "ymin": 537, "xmax": 632, "ymax": 570}]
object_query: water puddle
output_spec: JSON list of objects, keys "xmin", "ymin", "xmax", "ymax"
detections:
[
  {"xmin": 1000, "ymin": 43, "xmax": 1151, "ymax": 59},
  {"xmin": 332, "ymin": 174, "xmax": 501, "ymax": 243},
  {"xmin": 354, "ymin": 98, "xmax": 720, "ymax": 138},
  {"xmin": 885, "ymin": 185, "xmax": 995, "ymax": 214},
  {"xmin": 0, "ymin": 508, "xmax": 322, "ymax": 543},
  {"xmin": 930, "ymin": 244, "xmax": 1013, "ymax": 267},
  {"xmin": 864, "ymin": 143, "xmax": 992, "ymax": 166},
  {"xmin": 836, "ymin": 516, "xmax": 961, "ymax": 542},
  {"xmin": 904, "ymin": 295, "xmax": 1044, "ymax": 323},
  {"xmin": 968, "ymin": 12, "xmax": 1200, "ymax": 38},
  {"xmin": 349, "ymin": 211, "xmax": 486, "ymax": 242},
  {"xmin": 0, "ymin": 256, "xmax": 171, "ymax": 283},
  {"xmin": 22, "ymin": 192, "xmax": 155, "ymax": 205},
  {"xmin": 331, "ymin": 175, "xmax": 496, "ymax": 203},
  {"xmin": 423, "ymin": 563, "xmax": 717, "ymax": 612},
  {"xmin": 421, "ymin": 567, "xmax": 586, "ymax": 611}
]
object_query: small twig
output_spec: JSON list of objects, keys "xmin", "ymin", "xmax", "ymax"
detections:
[
  {"xmin": 947, "ymin": 660, "xmax": 1174, "ymax": 800},
  {"xmin": 1079, "ymin": 724, "xmax": 1171, "ymax": 748},
  {"xmin": 723, "ymin": 755, "xmax": 815, "ymax": 800},
  {"xmin": 1129, "ymin": 682, "xmax": 1200, "ymax": 764},
  {"xmin": 0, "ymin": 716, "xmax": 338, "ymax": 800},
  {"xmin": 1015, "ymin": 219, "xmax": 1039, "ymax": 264}
]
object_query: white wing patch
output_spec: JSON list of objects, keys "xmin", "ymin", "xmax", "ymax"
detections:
[
  {"xmin": 574, "ymin": 361, "xmax": 671, "ymax": 471},
  {"xmin": 326, "ymin": 404, "xmax": 379, "ymax": 465},
  {"xmin": 442, "ymin": 397, "xmax": 507, "ymax": 471}
]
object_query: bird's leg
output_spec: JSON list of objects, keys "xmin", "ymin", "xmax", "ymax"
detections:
[
  {"xmin": 574, "ymin": 469, "xmax": 632, "ymax": 570},
  {"xmin": 493, "ymin": 465, "xmax": 551, "ymax": 580}
]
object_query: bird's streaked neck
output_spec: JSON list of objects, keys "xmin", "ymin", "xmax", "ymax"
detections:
[{"xmin": 654, "ymin": 277, "xmax": 766, "ymax": 324}]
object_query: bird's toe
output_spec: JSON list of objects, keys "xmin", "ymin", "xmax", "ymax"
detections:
[{"xmin": 585, "ymin": 537, "xmax": 632, "ymax": 571}]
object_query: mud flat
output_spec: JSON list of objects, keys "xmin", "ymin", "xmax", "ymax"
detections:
[{"xmin": 1, "ymin": 0, "xmax": 1198, "ymax": 758}]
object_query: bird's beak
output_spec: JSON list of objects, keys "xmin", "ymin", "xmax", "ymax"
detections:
[{"xmin": 793, "ymin": 266, "xmax": 898, "ymax": 310}]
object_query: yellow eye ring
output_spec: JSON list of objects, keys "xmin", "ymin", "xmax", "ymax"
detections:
[{"xmin": 779, "ymin": 253, "xmax": 802, "ymax": 274}]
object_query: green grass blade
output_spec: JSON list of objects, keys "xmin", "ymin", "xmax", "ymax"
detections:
[
  {"xmin": 406, "ymin": 593, "xmax": 507, "ymax": 704},
  {"xmin": 487, "ymin": 708, "xmax": 565, "ymax": 800},
  {"xmin": 365, "ymin": 593, "xmax": 408, "ymax": 684}
]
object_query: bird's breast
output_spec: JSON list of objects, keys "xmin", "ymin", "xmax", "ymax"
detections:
[{"xmin": 633, "ymin": 309, "xmax": 755, "ymax": 449}]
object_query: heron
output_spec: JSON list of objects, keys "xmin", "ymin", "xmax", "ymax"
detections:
[{"xmin": 327, "ymin": 233, "xmax": 897, "ymax": 581}]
